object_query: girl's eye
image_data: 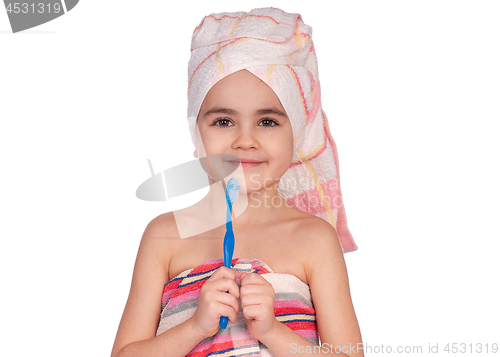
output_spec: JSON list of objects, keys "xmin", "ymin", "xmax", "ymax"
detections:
[
  {"xmin": 212, "ymin": 118, "xmax": 233, "ymax": 128},
  {"xmin": 259, "ymin": 119, "xmax": 279, "ymax": 128}
]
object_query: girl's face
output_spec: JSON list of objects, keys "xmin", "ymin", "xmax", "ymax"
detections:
[{"xmin": 196, "ymin": 69, "xmax": 293, "ymax": 195}]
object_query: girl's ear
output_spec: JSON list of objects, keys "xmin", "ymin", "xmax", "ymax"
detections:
[{"xmin": 193, "ymin": 149, "xmax": 198, "ymax": 158}]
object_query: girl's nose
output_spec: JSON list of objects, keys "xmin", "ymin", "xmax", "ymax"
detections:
[{"xmin": 232, "ymin": 127, "xmax": 260, "ymax": 150}]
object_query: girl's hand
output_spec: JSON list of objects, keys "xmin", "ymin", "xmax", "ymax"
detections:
[
  {"xmin": 239, "ymin": 272, "xmax": 278, "ymax": 342},
  {"xmin": 191, "ymin": 266, "xmax": 240, "ymax": 339}
]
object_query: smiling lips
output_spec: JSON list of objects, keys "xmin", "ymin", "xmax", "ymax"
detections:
[{"xmin": 227, "ymin": 159, "xmax": 264, "ymax": 168}]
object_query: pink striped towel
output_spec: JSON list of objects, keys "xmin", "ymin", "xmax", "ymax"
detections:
[{"xmin": 156, "ymin": 258, "xmax": 319, "ymax": 356}]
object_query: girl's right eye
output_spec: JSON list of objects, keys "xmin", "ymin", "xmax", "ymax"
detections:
[{"xmin": 212, "ymin": 118, "xmax": 233, "ymax": 128}]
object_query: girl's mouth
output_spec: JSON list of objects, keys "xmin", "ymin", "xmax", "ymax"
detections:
[{"xmin": 228, "ymin": 161, "xmax": 263, "ymax": 168}]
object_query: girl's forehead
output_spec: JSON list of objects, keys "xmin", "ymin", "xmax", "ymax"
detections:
[{"xmin": 202, "ymin": 70, "xmax": 285, "ymax": 110}]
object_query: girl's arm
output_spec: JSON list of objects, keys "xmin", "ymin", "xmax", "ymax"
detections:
[
  {"xmin": 110, "ymin": 213, "xmax": 206, "ymax": 357},
  {"xmin": 260, "ymin": 219, "xmax": 364, "ymax": 357}
]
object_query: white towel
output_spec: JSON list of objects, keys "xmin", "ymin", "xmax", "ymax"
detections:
[{"xmin": 186, "ymin": 7, "xmax": 357, "ymax": 253}]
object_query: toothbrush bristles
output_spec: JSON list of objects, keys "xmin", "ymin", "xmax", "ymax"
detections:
[{"xmin": 226, "ymin": 178, "xmax": 240, "ymax": 205}]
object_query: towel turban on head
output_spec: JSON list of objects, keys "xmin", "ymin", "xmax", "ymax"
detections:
[{"xmin": 186, "ymin": 7, "xmax": 357, "ymax": 253}]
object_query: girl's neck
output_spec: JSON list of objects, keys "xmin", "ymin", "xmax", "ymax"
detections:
[
  {"xmin": 172, "ymin": 179, "xmax": 294, "ymax": 239},
  {"xmin": 204, "ymin": 179, "xmax": 290, "ymax": 227}
]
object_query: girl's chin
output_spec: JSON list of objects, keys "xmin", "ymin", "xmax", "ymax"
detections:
[{"xmin": 238, "ymin": 185, "xmax": 280, "ymax": 197}]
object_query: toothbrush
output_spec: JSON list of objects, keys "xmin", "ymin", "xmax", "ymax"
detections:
[{"xmin": 219, "ymin": 178, "xmax": 240, "ymax": 329}]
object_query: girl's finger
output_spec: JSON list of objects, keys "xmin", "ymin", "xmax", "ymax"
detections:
[
  {"xmin": 241, "ymin": 305, "xmax": 260, "ymax": 320},
  {"xmin": 220, "ymin": 304, "xmax": 239, "ymax": 324},
  {"xmin": 214, "ymin": 290, "xmax": 240, "ymax": 314},
  {"xmin": 209, "ymin": 266, "xmax": 237, "ymax": 282},
  {"xmin": 211, "ymin": 278, "xmax": 240, "ymax": 298},
  {"xmin": 238, "ymin": 271, "xmax": 250, "ymax": 282},
  {"xmin": 240, "ymin": 284, "xmax": 264, "ymax": 295},
  {"xmin": 240, "ymin": 292, "xmax": 274, "ymax": 307}
]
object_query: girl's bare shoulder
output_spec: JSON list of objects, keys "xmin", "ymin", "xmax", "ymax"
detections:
[
  {"xmin": 139, "ymin": 212, "xmax": 182, "ymax": 263},
  {"xmin": 262, "ymin": 208, "xmax": 338, "ymax": 282},
  {"xmin": 143, "ymin": 212, "xmax": 179, "ymax": 238},
  {"xmin": 284, "ymin": 207, "xmax": 335, "ymax": 242},
  {"xmin": 284, "ymin": 209, "xmax": 342, "ymax": 265},
  {"xmin": 296, "ymin": 216, "xmax": 345, "ymax": 285}
]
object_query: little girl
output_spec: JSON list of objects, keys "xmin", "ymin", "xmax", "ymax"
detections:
[{"xmin": 112, "ymin": 7, "xmax": 362, "ymax": 357}]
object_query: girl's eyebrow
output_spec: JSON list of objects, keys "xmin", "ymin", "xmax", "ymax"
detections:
[{"xmin": 202, "ymin": 107, "xmax": 288, "ymax": 118}]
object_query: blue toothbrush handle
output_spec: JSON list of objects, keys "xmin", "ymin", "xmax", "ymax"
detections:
[
  {"xmin": 219, "ymin": 224, "xmax": 234, "ymax": 329},
  {"xmin": 219, "ymin": 315, "xmax": 229, "ymax": 329},
  {"xmin": 223, "ymin": 224, "xmax": 234, "ymax": 268}
]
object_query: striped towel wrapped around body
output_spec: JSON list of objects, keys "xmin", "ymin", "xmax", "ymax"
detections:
[{"xmin": 156, "ymin": 258, "xmax": 319, "ymax": 356}]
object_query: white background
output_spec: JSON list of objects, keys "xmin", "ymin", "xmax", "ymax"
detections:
[{"xmin": 1, "ymin": 1, "xmax": 499, "ymax": 356}]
